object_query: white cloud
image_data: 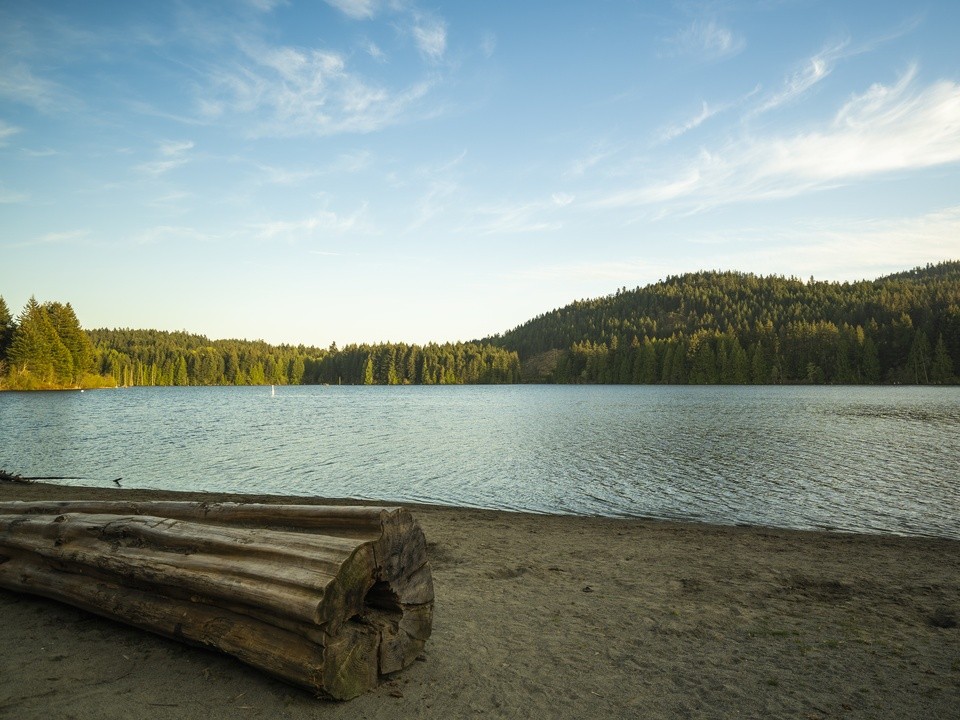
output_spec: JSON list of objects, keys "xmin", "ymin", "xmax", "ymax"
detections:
[
  {"xmin": 208, "ymin": 39, "xmax": 433, "ymax": 137},
  {"xmin": 22, "ymin": 147, "xmax": 57, "ymax": 157},
  {"xmin": 565, "ymin": 144, "xmax": 619, "ymax": 178},
  {"xmin": 8, "ymin": 228, "xmax": 91, "ymax": 248},
  {"xmin": 0, "ymin": 62, "xmax": 67, "ymax": 113},
  {"xmin": 247, "ymin": 0, "xmax": 288, "ymax": 12},
  {"xmin": 0, "ymin": 120, "xmax": 21, "ymax": 146},
  {"xmin": 668, "ymin": 19, "xmax": 744, "ymax": 61},
  {"xmin": 480, "ymin": 31, "xmax": 497, "ymax": 58},
  {"xmin": 551, "ymin": 192, "xmax": 575, "ymax": 207},
  {"xmin": 137, "ymin": 139, "xmax": 194, "ymax": 176},
  {"xmin": 413, "ymin": 16, "xmax": 447, "ymax": 62},
  {"xmin": 660, "ymin": 101, "xmax": 721, "ymax": 142},
  {"xmin": 255, "ymin": 163, "xmax": 320, "ymax": 185},
  {"xmin": 686, "ymin": 206, "xmax": 960, "ymax": 281},
  {"xmin": 753, "ymin": 41, "xmax": 848, "ymax": 115},
  {"xmin": 160, "ymin": 140, "xmax": 195, "ymax": 156},
  {"xmin": 134, "ymin": 225, "xmax": 214, "ymax": 246},
  {"xmin": 324, "ymin": 0, "xmax": 377, "ymax": 20},
  {"xmin": 0, "ymin": 184, "xmax": 29, "ymax": 204},
  {"xmin": 253, "ymin": 206, "xmax": 369, "ymax": 241},
  {"xmin": 595, "ymin": 69, "xmax": 960, "ymax": 211},
  {"xmin": 364, "ymin": 40, "xmax": 385, "ymax": 61},
  {"xmin": 473, "ymin": 197, "xmax": 569, "ymax": 236}
]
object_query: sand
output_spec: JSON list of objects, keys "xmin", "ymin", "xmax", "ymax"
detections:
[{"xmin": 1, "ymin": 481, "xmax": 958, "ymax": 719}]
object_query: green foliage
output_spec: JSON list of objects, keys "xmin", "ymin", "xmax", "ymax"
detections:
[
  {"xmin": 482, "ymin": 261, "xmax": 960, "ymax": 385},
  {"xmin": 78, "ymin": 328, "xmax": 520, "ymax": 387},
  {"xmin": 4, "ymin": 261, "xmax": 957, "ymax": 389},
  {"xmin": 0, "ymin": 296, "xmax": 13, "ymax": 360},
  {"xmin": 1, "ymin": 296, "xmax": 112, "ymax": 389}
]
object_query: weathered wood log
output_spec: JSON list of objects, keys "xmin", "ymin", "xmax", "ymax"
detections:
[{"xmin": 0, "ymin": 501, "xmax": 433, "ymax": 700}]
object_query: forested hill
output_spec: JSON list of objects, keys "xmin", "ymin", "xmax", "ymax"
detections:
[
  {"xmin": 482, "ymin": 261, "xmax": 960, "ymax": 385},
  {"xmin": 3, "ymin": 261, "xmax": 958, "ymax": 389}
]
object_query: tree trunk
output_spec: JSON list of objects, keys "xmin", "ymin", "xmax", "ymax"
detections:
[{"xmin": 0, "ymin": 500, "xmax": 433, "ymax": 700}]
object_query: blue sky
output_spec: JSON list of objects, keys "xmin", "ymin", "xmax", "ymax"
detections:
[{"xmin": 2, "ymin": 1, "xmax": 959, "ymax": 346}]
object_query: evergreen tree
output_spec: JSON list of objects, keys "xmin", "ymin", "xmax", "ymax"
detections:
[
  {"xmin": 8, "ymin": 297, "xmax": 73, "ymax": 385},
  {"xmin": 931, "ymin": 334, "xmax": 954, "ymax": 384},
  {"xmin": 861, "ymin": 336, "xmax": 881, "ymax": 383},
  {"xmin": 45, "ymin": 302, "xmax": 94, "ymax": 384},
  {"xmin": 906, "ymin": 331, "xmax": 932, "ymax": 384},
  {"xmin": 0, "ymin": 296, "xmax": 13, "ymax": 360}
]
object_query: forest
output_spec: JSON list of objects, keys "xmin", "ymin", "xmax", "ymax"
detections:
[
  {"xmin": 1, "ymin": 261, "xmax": 957, "ymax": 389},
  {"xmin": 484, "ymin": 261, "xmax": 960, "ymax": 385},
  {"xmin": 0, "ymin": 296, "xmax": 520, "ymax": 389}
]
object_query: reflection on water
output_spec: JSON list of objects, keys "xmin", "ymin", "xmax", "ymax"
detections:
[{"xmin": 1, "ymin": 385, "xmax": 958, "ymax": 539}]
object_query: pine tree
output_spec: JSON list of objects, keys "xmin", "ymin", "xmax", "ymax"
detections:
[
  {"xmin": 931, "ymin": 334, "xmax": 955, "ymax": 384},
  {"xmin": 45, "ymin": 302, "xmax": 94, "ymax": 385},
  {"xmin": 0, "ymin": 296, "xmax": 13, "ymax": 360},
  {"xmin": 860, "ymin": 336, "xmax": 880, "ymax": 383},
  {"xmin": 8, "ymin": 296, "xmax": 73, "ymax": 385},
  {"xmin": 906, "ymin": 330, "xmax": 932, "ymax": 384},
  {"xmin": 362, "ymin": 355, "xmax": 374, "ymax": 385}
]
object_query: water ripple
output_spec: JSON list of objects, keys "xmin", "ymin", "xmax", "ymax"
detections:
[{"xmin": 1, "ymin": 385, "xmax": 958, "ymax": 539}]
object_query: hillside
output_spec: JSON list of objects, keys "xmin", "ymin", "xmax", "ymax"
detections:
[
  {"xmin": 3, "ymin": 262, "xmax": 958, "ymax": 388},
  {"xmin": 483, "ymin": 261, "xmax": 960, "ymax": 384}
]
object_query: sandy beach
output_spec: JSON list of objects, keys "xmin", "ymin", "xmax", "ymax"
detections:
[{"xmin": 1, "ymin": 481, "xmax": 957, "ymax": 719}]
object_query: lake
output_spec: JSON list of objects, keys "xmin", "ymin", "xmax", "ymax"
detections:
[{"xmin": 1, "ymin": 385, "xmax": 958, "ymax": 539}]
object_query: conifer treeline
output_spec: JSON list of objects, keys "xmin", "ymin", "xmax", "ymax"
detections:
[
  {"xmin": 86, "ymin": 329, "xmax": 521, "ymax": 387},
  {"xmin": 0, "ymin": 297, "xmax": 520, "ymax": 389},
  {"xmin": 2, "ymin": 261, "xmax": 958, "ymax": 389},
  {"xmin": 485, "ymin": 261, "xmax": 960, "ymax": 385}
]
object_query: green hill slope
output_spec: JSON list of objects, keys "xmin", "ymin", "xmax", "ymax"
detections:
[{"xmin": 483, "ymin": 261, "xmax": 960, "ymax": 385}]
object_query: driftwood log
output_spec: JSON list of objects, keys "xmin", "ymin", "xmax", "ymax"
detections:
[{"xmin": 0, "ymin": 501, "xmax": 433, "ymax": 700}]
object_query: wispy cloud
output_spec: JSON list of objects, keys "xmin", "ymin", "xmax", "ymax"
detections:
[
  {"xmin": 0, "ymin": 62, "xmax": 69, "ymax": 113},
  {"xmin": 133, "ymin": 225, "xmax": 215, "ymax": 246},
  {"xmin": 207, "ymin": 39, "xmax": 434, "ymax": 137},
  {"xmin": 412, "ymin": 15, "xmax": 447, "ymax": 62},
  {"xmin": 685, "ymin": 205, "xmax": 960, "ymax": 281},
  {"xmin": 247, "ymin": 0, "xmax": 288, "ymax": 12},
  {"xmin": 253, "ymin": 205, "xmax": 369, "ymax": 241},
  {"xmin": 595, "ymin": 68, "xmax": 960, "ymax": 211},
  {"xmin": 753, "ymin": 41, "xmax": 848, "ymax": 115},
  {"xmin": 137, "ymin": 140, "xmax": 194, "ymax": 176},
  {"xmin": 667, "ymin": 19, "xmax": 744, "ymax": 61},
  {"xmin": 324, "ymin": 0, "xmax": 377, "ymax": 20},
  {"xmin": 660, "ymin": 101, "xmax": 722, "ymax": 142},
  {"xmin": 0, "ymin": 184, "xmax": 29, "ymax": 204},
  {"xmin": 9, "ymin": 229, "xmax": 90, "ymax": 247},
  {"xmin": 472, "ymin": 196, "xmax": 572, "ymax": 236},
  {"xmin": 565, "ymin": 143, "xmax": 619, "ymax": 179},
  {"xmin": 363, "ymin": 40, "xmax": 385, "ymax": 61},
  {"xmin": 0, "ymin": 120, "xmax": 21, "ymax": 146},
  {"xmin": 21, "ymin": 147, "xmax": 58, "ymax": 157},
  {"xmin": 254, "ymin": 163, "xmax": 320, "ymax": 185},
  {"xmin": 480, "ymin": 31, "xmax": 497, "ymax": 58}
]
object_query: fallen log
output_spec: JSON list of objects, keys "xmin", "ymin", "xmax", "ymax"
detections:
[{"xmin": 0, "ymin": 500, "xmax": 433, "ymax": 700}]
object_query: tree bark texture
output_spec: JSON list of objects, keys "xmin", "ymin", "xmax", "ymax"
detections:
[{"xmin": 0, "ymin": 501, "xmax": 433, "ymax": 700}]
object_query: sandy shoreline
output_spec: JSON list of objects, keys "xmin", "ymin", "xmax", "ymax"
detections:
[{"xmin": 1, "ymin": 482, "xmax": 958, "ymax": 719}]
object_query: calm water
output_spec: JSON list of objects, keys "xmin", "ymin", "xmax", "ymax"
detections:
[{"xmin": 1, "ymin": 385, "xmax": 958, "ymax": 539}]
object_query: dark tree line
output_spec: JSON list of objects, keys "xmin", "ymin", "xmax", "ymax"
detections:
[
  {"xmin": 3, "ymin": 261, "xmax": 958, "ymax": 389},
  {"xmin": 484, "ymin": 261, "xmax": 960, "ymax": 385},
  {"xmin": 86, "ymin": 329, "xmax": 521, "ymax": 387},
  {"xmin": 0, "ymin": 297, "xmax": 519, "ymax": 389}
]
